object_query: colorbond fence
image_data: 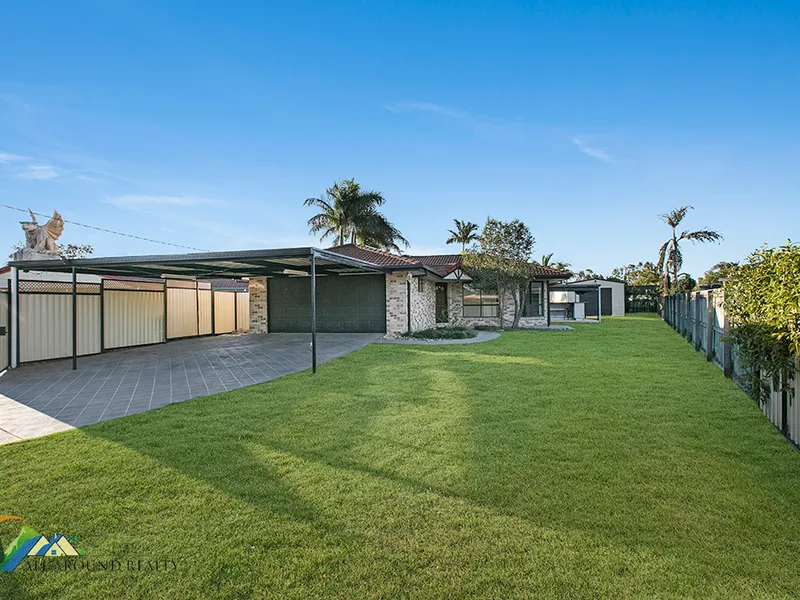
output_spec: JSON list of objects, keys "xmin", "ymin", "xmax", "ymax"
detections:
[
  {"xmin": 6, "ymin": 278, "xmax": 249, "ymax": 367},
  {"xmin": 662, "ymin": 290, "xmax": 800, "ymax": 448}
]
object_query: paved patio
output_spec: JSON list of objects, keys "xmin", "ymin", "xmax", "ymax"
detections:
[{"xmin": 0, "ymin": 333, "xmax": 379, "ymax": 444}]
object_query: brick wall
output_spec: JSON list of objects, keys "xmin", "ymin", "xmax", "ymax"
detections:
[
  {"xmin": 443, "ymin": 280, "xmax": 549, "ymax": 328},
  {"xmin": 385, "ymin": 272, "xmax": 408, "ymax": 334},
  {"xmin": 248, "ymin": 277, "xmax": 268, "ymax": 334}
]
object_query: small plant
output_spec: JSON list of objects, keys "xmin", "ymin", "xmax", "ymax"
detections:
[{"xmin": 407, "ymin": 327, "xmax": 477, "ymax": 340}]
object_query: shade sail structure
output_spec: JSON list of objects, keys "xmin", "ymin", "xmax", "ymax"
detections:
[{"xmin": 9, "ymin": 247, "xmax": 387, "ymax": 279}]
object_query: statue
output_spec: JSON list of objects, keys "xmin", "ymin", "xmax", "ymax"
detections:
[{"xmin": 14, "ymin": 209, "xmax": 65, "ymax": 261}]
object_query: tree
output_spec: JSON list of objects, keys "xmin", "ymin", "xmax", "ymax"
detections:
[
  {"xmin": 571, "ymin": 268, "xmax": 603, "ymax": 281},
  {"xmin": 540, "ymin": 253, "xmax": 571, "ymax": 271},
  {"xmin": 462, "ymin": 218, "xmax": 535, "ymax": 328},
  {"xmin": 610, "ymin": 261, "xmax": 661, "ymax": 286},
  {"xmin": 672, "ymin": 272, "xmax": 697, "ymax": 293},
  {"xmin": 8, "ymin": 241, "xmax": 94, "ymax": 260},
  {"xmin": 725, "ymin": 242, "xmax": 800, "ymax": 402},
  {"xmin": 657, "ymin": 206, "xmax": 722, "ymax": 294},
  {"xmin": 445, "ymin": 219, "xmax": 479, "ymax": 252},
  {"xmin": 698, "ymin": 261, "xmax": 739, "ymax": 287},
  {"xmin": 304, "ymin": 178, "xmax": 408, "ymax": 251}
]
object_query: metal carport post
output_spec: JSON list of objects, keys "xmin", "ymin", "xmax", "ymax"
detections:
[{"xmin": 310, "ymin": 250, "xmax": 317, "ymax": 374}]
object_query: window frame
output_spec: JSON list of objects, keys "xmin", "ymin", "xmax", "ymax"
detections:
[
  {"xmin": 523, "ymin": 281, "xmax": 544, "ymax": 317},
  {"xmin": 461, "ymin": 283, "xmax": 500, "ymax": 318}
]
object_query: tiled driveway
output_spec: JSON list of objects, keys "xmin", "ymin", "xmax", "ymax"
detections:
[{"xmin": 0, "ymin": 333, "xmax": 379, "ymax": 444}]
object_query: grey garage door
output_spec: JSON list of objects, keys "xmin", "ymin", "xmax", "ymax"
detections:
[
  {"xmin": 601, "ymin": 288, "xmax": 613, "ymax": 316},
  {"xmin": 268, "ymin": 275, "xmax": 386, "ymax": 333}
]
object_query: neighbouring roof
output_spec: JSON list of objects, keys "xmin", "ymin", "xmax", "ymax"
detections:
[
  {"xmin": 565, "ymin": 278, "xmax": 624, "ymax": 286},
  {"xmin": 405, "ymin": 254, "xmax": 462, "ymax": 277}
]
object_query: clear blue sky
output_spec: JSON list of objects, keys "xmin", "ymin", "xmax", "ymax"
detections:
[{"xmin": 1, "ymin": 1, "xmax": 797, "ymax": 277}]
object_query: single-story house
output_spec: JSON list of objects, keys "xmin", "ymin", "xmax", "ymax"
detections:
[{"xmin": 550, "ymin": 278, "xmax": 625, "ymax": 318}]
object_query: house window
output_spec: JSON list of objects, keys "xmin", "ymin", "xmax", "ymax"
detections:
[
  {"xmin": 462, "ymin": 284, "xmax": 500, "ymax": 317},
  {"xmin": 523, "ymin": 282, "xmax": 543, "ymax": 317},
  {"xmin": 418, "ymin": 278, "xmax": 424, "ymax": 292}
]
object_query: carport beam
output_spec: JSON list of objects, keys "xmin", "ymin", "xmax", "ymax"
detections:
[
  {"xmin": 311, "ymin": 251, "xmax": 317, "ymax": 374},
  {"xmin": 72, "ymin": 267, "xmax": 78, "ymax": 370}
]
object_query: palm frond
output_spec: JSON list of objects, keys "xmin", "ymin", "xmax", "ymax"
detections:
[
  {"xmin": 659, "ymin": 205, "xmax": 694, "ymax": 228},
  {"xmin": 680, "ymin": 229, "xmax": 723, "ymax": 243},
  {"xmin": 657, "ymin": 241, "xmax": 670, "ymax": 273}
]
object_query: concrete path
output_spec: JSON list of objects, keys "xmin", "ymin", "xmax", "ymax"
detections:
[{"xmin": 0, "ymin": 333, "xmax": 379, "ymax": 444}]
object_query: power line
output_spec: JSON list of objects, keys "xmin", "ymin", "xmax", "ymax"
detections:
[{"xmin": 1, "ymin": 203, "xmax": 209, "ymax": 252}]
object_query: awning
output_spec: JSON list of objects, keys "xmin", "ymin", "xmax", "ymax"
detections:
[{"xmin": 8, "ymin": 247, "xmax": 386, "ymax": 279}]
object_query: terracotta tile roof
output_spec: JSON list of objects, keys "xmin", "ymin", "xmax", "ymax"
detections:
[
  {"xmin": 326, "ymin": 245, "xmax": 570, "ymax": 279},
  {"xmin": 326, "ymin": 244, "xmax": 421, "ymax": 268}
]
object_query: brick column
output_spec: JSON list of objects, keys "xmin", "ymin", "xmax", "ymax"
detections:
[
  {"xmin": 249, "ymin": 277, "xmax": 268, "ymax": 334},
  {"xmin": 386, "ymin": 272, "xmax": 409, "ymax": 334}
]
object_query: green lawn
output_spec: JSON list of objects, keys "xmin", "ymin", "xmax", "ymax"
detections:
[{"xmin": 2, "ymin": 315, "xmax": 800, "ymax": 599}]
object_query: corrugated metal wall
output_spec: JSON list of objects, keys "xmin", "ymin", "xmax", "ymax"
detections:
[
  {"xmin": 236, "ymin": 292, "xmax": 249, "ymax": 332},
  {"xmin": 167, "ymin": 284, "xmax": 199, "ymax": 339},
  {"xmin": 213, "ymin": 291, "xmax": 236, "ymax": 334},
  {"xmin": 19, "ymin": 294, "xmax": 101, "ymax": 361},
  {"xmin": 104, "ymin": 290, "xmax": 165, "ymax": 350},
  {"xmin": 198, "ymin": 288, "xmax": 212, "ymax": 335},
  {"xmin": 0, "ymin": 290, "xmax": 8, "ymax": 370},
  {"xmin": 11, "ymin": 278, "xmax": 247, "ymax": 364}
]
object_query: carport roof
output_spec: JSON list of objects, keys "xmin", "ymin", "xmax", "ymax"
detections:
[{"xmin": 8, "ymin": 247, "xmax": 388, "ymax": 279}]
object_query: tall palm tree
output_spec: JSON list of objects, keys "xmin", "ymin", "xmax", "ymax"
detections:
[
  {"xmin": 304, "ymin": 179, "xmax": 408, "ymax": 251},
  {"xmin": 657, "ymin": 206, "xmax": 722, "ymax": 293},
  {"xmin": 445, "ymin": 219, "xmax": 479, "ymax": 252}
]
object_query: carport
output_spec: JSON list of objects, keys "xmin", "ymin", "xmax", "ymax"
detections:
[{"xmin": 8, "ymin": 247, "xmax": 387, "ymax": 374}]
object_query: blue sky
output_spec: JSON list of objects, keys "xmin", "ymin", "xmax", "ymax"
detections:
[{"xmin": 1, "ymin": 1, "xmax": 797, "ymax": 277}]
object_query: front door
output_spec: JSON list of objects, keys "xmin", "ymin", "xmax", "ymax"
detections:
[{"xmin": 435, "ymin": 283, "xmax": 448, "ymax": 323}]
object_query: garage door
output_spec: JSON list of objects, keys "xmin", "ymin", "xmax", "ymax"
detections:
[{"xmin": 268, "ymin": 275, "xmax": 386, "ymax": 333}]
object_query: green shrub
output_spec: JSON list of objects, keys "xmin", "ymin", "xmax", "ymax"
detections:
[{"xmin": 407, "ymin": 327, "xmax": 477, "ymax": 340}]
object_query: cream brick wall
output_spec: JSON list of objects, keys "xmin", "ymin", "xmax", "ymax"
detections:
[
  {"xmin": 443, "ymin": 280, "xmax": 549, "ymax": 328},
  {"xmin": 385, "ymin": 272, "xmax": 409, "ymax": 334},
  {"xmin": 385, "ymin": 272, "xmax": 437, "ymax": 333},
  {"xmin": 248, "ymin": 277, "xmax": 268, "ymax": 334}
]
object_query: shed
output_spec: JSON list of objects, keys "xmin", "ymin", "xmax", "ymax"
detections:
[{"xmin": 562, "ymin": 279, "xmax": 625, "ymax": 316}]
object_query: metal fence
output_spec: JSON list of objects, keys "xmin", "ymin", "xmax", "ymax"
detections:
[
  {"xmin": 5, "ymin": 278, "xmax": 249, "ymax": 367},
  {"xmin": 662, "ymin": 290, "xmax": 800, "ymax": 448}
]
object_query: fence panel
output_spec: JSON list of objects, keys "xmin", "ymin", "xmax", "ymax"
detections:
[
  {"xmin": 236, "ymin": 291, "xmax": 250, "ymax": 332},
  {"xmin": 0, "ymin": 289, "xmax": 8, "ymax": 370},
  {"xmin": 213, "ymin": 291, "xmax": 236, "ymax": 334},
  {"xmin": 198, "ymin": 287, "xmax": 212, "ymax": 335},
  {"xmin": 104, "ymin": 283, "xmax": 165, "ymax": 349},
  {"xmin": 167, "ymin": 283, "xmax": 199, "ymax": 339}
]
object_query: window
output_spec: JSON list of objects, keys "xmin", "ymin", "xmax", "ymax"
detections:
[
  {"xmin": 418, "ymin": 278, "xmax": 424, "ymax": 292},
  {"xmin": 462, "ymin": 284, "xmax": 500, "ymax": 317},
  {"xmin": 523, "ymin": 282, "xmax": 543, "ymax": 317}
]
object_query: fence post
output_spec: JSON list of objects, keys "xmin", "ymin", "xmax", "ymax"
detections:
[
  {"xmin": 722, "ymin": 292, "xmax": 733, "ymax": 378},
  {"xmin": 685, "ymin": 292, "xmax": 691, "ymax": 339},
  {"xmin": 705, "ymin": 291, "xmax": 714, "ymax": 360},
  {"xmin": 693, "ymin": 292, "xmax": 701, "ymax": 350}
]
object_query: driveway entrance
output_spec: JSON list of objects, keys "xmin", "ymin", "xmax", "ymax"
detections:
[{"xmin": 0, "ymin": 332, "xmax": 378, "ymax": 444}]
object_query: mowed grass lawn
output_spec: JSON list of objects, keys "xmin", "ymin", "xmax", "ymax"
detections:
[{"xmin": 2, "ymin": 315, "xmax": 800, "ymax": 599}]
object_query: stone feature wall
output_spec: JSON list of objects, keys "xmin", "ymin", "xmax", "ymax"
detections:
[
  {"xmin": 248, "ymin": 277, "xmax": 268, "ymax": 334},
  {"xmin": 443, "ymin": 280, "xmax": 550, "ymax": 328},
  {"xmin": 410, "ymin": 277, "xmax": 436, "ymax": 331}
]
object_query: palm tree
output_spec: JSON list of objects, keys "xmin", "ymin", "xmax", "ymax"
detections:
[
  {"xmin": 657, "ymin": 206, "xmax": 722, "ymax": 294},
  {"xmin": 304, "ymin": 179, "xmax": 408, "ymax": 251},
  {"xmin": 445, "ymin": 219, "xmax": 479, "ymax": 252},
  {"xmin": 540, "ymin": 253, "xmax": 571, "ymax": 271}
]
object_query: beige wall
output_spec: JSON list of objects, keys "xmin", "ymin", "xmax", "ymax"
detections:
[{"xmin": 19, "ymin": 293, "xmax": 101, "ymax": 361}]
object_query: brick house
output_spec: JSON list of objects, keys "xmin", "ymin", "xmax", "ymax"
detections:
[{"xmin": 320, "ymin": 244, "xmax": 570, "ymax": 333}]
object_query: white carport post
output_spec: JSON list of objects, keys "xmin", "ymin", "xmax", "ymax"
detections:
[{"xmin": 310, "ymin": 250, "xmax": 317, "ymax": 374}]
